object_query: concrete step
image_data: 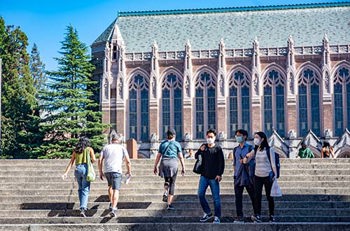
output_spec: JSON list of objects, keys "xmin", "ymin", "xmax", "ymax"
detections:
[
  {"xmin": 1, "ymin": 181, "xmax": 348, "ymax": 190},
  {"xmin": 0, "ymin": 168, "xmax": 349, "ymax": 177},
  {"xmin": 1, "ymin": 187, "xmax": 349, "ymax": 196},
  {"xmin": 1, "ymin": 223, "xmax": 350, "ymax": 231},
  {"xmin": 0, "ymin": 216, "xmax": 350, "ymax": 224},
  {"xmin": 1, "ymin": 200, "xmax": 349, "ymax": 210},
  {"xmin": 1, "ymin": 194, "xmax": 349, "ymax": 204},
  {"xmin": 1, "ymin": 175, "xmax": 349, "ymax": 184},
  {"xmin": 1, "ymin": 207, "xmax": 350, "ymax": 218}
]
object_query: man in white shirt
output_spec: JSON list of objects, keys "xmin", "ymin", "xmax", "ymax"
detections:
[{"xmin": 98, "ymin": 133, "xmax": 132, "ymax": 217}]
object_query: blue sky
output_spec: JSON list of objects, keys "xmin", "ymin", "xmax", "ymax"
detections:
[{"xmin": 0, "ymin": 0, "xmax": 345, "ymax": 71}]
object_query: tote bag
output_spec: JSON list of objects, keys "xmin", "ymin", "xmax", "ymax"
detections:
[{"xmin": 86, "ymin": 148, "xmax": 96, "ymax": 182}]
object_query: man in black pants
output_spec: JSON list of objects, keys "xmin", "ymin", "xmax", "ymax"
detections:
[{"xmin": 233, "ymin": 129, "xmax": 257, "ymax": 223}]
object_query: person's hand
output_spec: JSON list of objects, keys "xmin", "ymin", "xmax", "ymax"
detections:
[
  {"xmin": 181, "ymin": 168, "xmax": 186, "ymax": 176},
  {"xmin": 200, "ymin": 145, "xmax": 206, "ymax": 151},
  {"xmin": 153, "ymin": 166, "xmax": 158, "ymax": 175},
  {"xmin": 99, "ymin": 172, "xmax": 104, "ymax": 181},
  {"xmin": 242, "ymin": 157, "xmax": 248, "ymax": 164},
  {"xmin": 215, "ymin": 175, "xmax": 222, "ymax": 182},
  {"xmin": 61, "ymin": 173, "xmax": 68, "ymax": 180}
]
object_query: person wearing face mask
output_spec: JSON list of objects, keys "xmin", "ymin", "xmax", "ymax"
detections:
[
  {"xmin": 251, "ymin": 131, "xmax": 277, "ymax": 223},
  {"xmin": 195, "ymin": 129, "xmax": 225, "ymax": 224},
  {"xmin": 232, "ymin": 129, "xmax": 257, "ymax": 223}
]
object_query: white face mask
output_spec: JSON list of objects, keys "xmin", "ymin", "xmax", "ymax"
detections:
[
  {"xmin": 206, "ymin": 137, "xmax": 215, "ymax": 144},
  {"xmin": 253, "ymin": 138, "xmax": 261, "ymax": 146}
]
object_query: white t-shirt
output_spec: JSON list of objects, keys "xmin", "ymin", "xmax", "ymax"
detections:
[{"xmin": 101, "ymin": 143, "xmax": 128, "ymax": 173}]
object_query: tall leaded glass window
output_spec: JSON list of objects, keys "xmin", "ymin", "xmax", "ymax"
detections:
[
  {"xmin": 229, "ymin": 71, "xmax": 251, "ymax": 138},
  {"xmin": 298, "ymin": 68, "xmax": 320, "ymax": 137},
  {"xmin": 334, "ymin": 67, "xmax": 350, "ymax": 136},
  {"xmin": 263, "ymin": 70, "xmax": 285, "ymax": 137},
  {"xmin": 195, "ymin": 72, "xmax": 216, "ymax": 139},
  {"xmin": 128, "ymin": 74, "xmax": 149, "ymax": 142},
  {"xmin": 162, "ymin": 73, "xmax": 183, "ymax": 141}
]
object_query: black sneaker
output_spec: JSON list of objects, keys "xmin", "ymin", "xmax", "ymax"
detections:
[
  {"xmin": 269, "ymin": 215, "xmax": 276, "ymax": 222},
  {"xmin": 200, "ymin": 213, "xmax": 213, "ymax": 222},
  {"xmin": 251, "ymin": 215, "xmax": 262, "ymax": 223},
  {"xmin": 167, "ymin": 204, "xmax": 175, "ymax": 210},
  {"xmin": 162, "ymin": 193, "xmax": 168, "ymax": 202},
  {"xmin": 234, "ymin": 216, "xmax": 244, "ymax": 223}
]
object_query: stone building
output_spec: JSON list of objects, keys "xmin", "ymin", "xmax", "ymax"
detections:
[{"xmin": 91, "ymin": 2, "xmax": 350, "ymax": 158}]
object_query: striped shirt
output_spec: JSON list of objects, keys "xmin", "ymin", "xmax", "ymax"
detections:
[{"xmin": 255, "ymin": 148, "xmax": 276, "ymax": 177}]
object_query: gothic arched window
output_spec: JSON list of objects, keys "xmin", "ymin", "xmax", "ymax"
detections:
[
  {"xmin": 195, "ymin": 72, "xmax": 216, "ymax": 139},
  {"xmin": 298, "ymin": 68, "xmax": 321, "ymax": 137},
  {"xmin": 229, "ymin": 70, "xmax": 251, "ymax": 138},
  {"xmin": 129, "ymin": 74, "xmax": 149, "ymax": 142},
  {"xmin": 334, "ymin": 67, "xmax": 350, "ymax": 136},
  {"xmin": 263, "ymin": 70, "xmax": 285, "ymax": 137},
  {"xmin": 162, "ymin": 73, "xmax": 183, "ymax": 141}
]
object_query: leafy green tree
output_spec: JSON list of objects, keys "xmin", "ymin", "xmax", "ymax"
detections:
[
  {"xmin": 38, "ymin": 25, "xmax": 108, "ymax": 158},
  {"xmin": 0, "ymin": 17, "xmax": 38, "ymax": 158}
]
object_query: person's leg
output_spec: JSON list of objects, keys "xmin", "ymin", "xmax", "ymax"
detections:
[
  {"xmin": 264, "ymin": 178, "xmax": 275, "ymax": 217},
  {"xmin": 209, "ymin": 179, "xmax": 221, "ymax": 218},
  {"xmin": 74, "ymin": 166, "xmax": 83, "ymax": 210},
  {"xmin": 234, "ymin": 184, "xmax": 244, "ymax": 218},
  {"xmin": 246, "ymin": 184, "xmax": 257, "ymax": 216},
  {"xmin": 167, "ymin": 173, "xmax": 177, "ymax": 206},
  {"xmin": 79, "ymin": 164, "xmax": 90, "ymax": 216},
  {"xmin": 198, "ymin": 176, "xmax": 211, "ymax": 215},
  {"xmin": 105, "ymin": 172, "xmax": 113, "ymax": 209},
  {"xmin": 254, "ymin": 176, "xmax": 264, "ymax": 217},
  {"xmin": 163, "ymin": 178, "xmax": 170, "ymax": 202},
  {"xmin": 110, "ymin": 172, "xmax": 122, "ymax": 215}
]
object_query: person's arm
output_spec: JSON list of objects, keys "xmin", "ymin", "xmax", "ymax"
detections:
[
  {"xmin": 215, "ymin": 147, "xmax": 225, "ymax": 182},
  {"xmin": 89, "ymin": 147, "xmax": 96, "ymax": 163},
  {"xmin": 178, "ymin": 151, "xmax": 186, "ymax": 176},
  {"xmin": 98, "ymin": 150, "xmax": 104, "ymax": 180},
  {"xmin": 62, "ymin": 151, "xmax": 76, "ymax": 179},
  {"xmin": 330, "ymin": 147, "xmax": 334, "ymax": 158},
  {"xmin": 124, "ymin": 148, "xmax": 132, "ymax": 176},
  {"xmin": 243, "ymin": 148, "xmax": 255, "ymax": 164},
  {"xmin": 321, "ymin": 148, "xmax": 324, "ymax": 158},
  {"xmin": 270, "ymin": 148, "xmax": 277, "ymax": 177},
  {"xmin": 153, "ymin": 152, "xmax": 162, "ymax": 175}
]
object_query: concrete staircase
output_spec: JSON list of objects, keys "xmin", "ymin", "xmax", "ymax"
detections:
[{"xmin": 0, "ymin": 158, "xmax": 350, "ymax": 230}]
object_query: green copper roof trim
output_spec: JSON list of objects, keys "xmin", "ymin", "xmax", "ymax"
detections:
[{"xmin": 117, "ymin": 2, "xmax": 350, "ymax": 17}]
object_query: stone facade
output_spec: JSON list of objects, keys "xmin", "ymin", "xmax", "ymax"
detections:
[{"xmin": 92, "ymin": 3, "xmax": 350, "ymax": 158}]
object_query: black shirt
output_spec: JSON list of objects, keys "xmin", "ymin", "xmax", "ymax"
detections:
[{"xmin": 196, "ymin": 144, "xmax": 225, "ymax": 179}]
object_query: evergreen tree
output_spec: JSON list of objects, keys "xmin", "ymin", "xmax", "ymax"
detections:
[
  {"xmin": 0, "ymin": 17, "xmax": 38, "ymax": 158},
  {"xmin": 30, "ymin": 43, "xmax": 46, "ymax": 94},
  {"xmin": 38, "ymin": 25, "xmax": 108, "ymax": 158}
]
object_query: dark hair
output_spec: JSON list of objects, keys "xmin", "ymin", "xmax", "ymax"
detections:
[
  {"xmin": 166, "ymin": 128, "xmax": 176, "ymax": 139},
  {"xmin": 254, "ymin": 131, "xmax": 269, "ymax": 151},
  {"xmin": 74, "ymin": 137, "xmax": 90, "ymax": 153},
  {"xmin": 235, "ymin": 129, "xmax": 248, "ymax": 140},
  {"xmin": 323, "ymin": 141, "xmax": 331, "ymax": 148},
  {"xmin": 206, "ymin": 128, "xmax": 216, "ymax": 136}
]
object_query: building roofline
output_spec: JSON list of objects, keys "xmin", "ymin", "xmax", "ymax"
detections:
[{"xmin": 117, "ymin": 2, "xmax": 350, "ymax": 17}]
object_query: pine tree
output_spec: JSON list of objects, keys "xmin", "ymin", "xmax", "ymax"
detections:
[
  {"xmin": 0, "ymin": 17, "xmax": 38, "ymax": 158},
  {"xmin": 38, "ymin": 25, "xmax": 108, "ymax": 158},
  {"xmin": 30, "ymin": 43, "xmax": 46, "ymax": 94}
]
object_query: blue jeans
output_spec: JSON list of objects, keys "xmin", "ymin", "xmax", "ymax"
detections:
[
  {"xmin": 198, "ymin": 176, "xmax": 221, "ymax": 218},
  {"xmin": 75, "ymin": 164, "xmax": 90, "ymax": 210}
]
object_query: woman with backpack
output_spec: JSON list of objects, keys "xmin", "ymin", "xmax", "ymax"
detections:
[{"xmin": 249, "ymin": 131, "xmax": 277, "ymax": 223}]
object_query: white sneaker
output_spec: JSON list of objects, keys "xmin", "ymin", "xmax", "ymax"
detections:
[
  {"xmin": 213, "ymin": 216, "xmax": 220, "ymax": 224},
  {"xmin": 200, "ymin": 212, "xmax": 213, "ymax": 222}
]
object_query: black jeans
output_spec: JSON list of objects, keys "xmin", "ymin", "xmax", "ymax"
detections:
[
  {"xmin": 234, "ymin": 181, "xmax": 257, "ymax": 217},
  {"xmin": 254, "ymin": 175, "xmax": 274, "ymax": 216}
]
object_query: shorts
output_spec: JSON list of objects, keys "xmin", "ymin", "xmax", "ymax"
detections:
[{"xmin": 105, "ymin": 172, "xmax": 122, "ymax": 190}]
